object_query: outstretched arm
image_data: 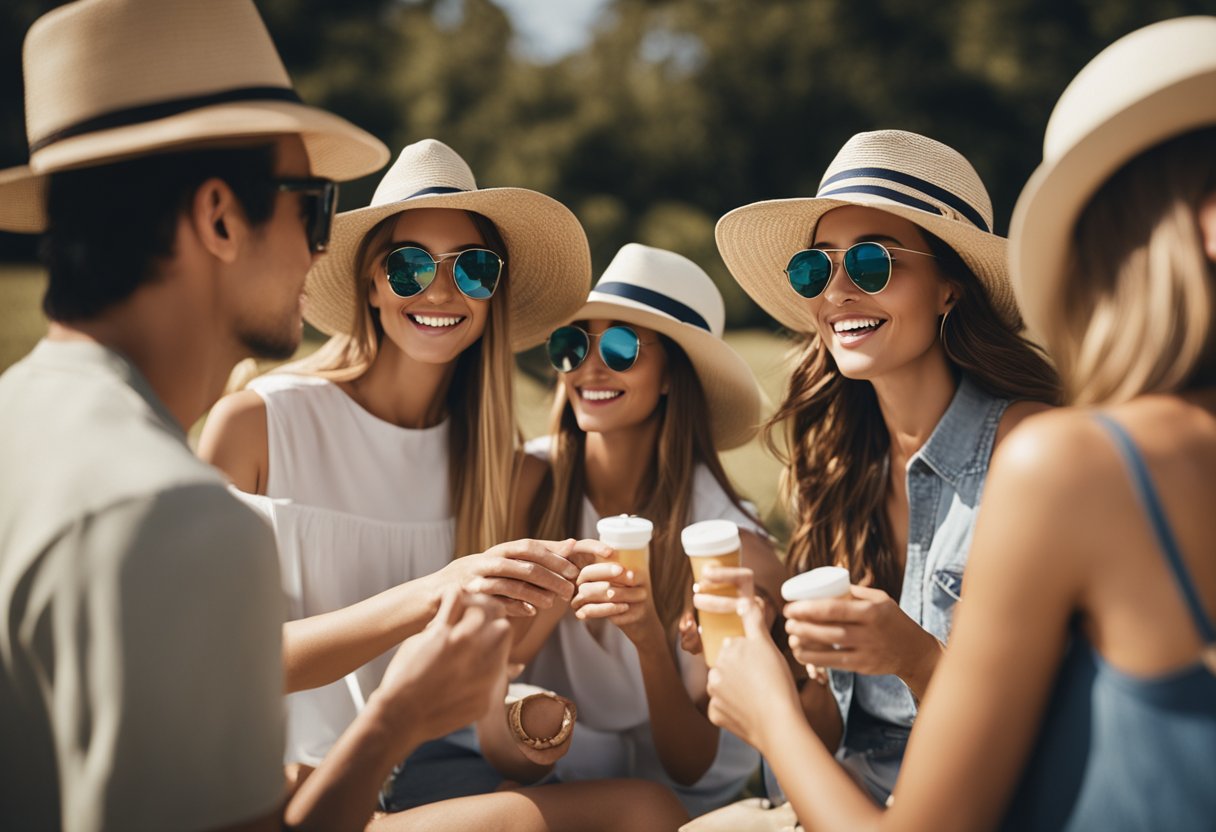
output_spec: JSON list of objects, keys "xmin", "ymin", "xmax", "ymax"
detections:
[{"xmin": 706, "ymin": 415, "xmax": 1089, "ymax": 831}]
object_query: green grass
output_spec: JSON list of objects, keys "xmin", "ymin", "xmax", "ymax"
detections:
[{"xmin": 1, "ymin": 264, "xmax": 793, "ymax": 533}]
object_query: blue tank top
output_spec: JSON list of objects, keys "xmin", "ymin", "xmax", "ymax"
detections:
[{"xmin": 1004, "ymin": 414, "xmax": 1216, "ymax": 831}]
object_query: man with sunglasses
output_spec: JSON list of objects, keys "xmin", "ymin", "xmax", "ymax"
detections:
[{"xmin": 0, "ymin": 1, "xmax": 513, "ymax": 831}]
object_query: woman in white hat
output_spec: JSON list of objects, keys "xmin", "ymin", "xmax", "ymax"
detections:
[
  {"xmin": 199, "ymin": 139, "xmax": 608, "ymax": 808},
  {"xmin": 511, "ymin": 243, "xmax": 786, "ymax": 817},
  {"xmin": 704, "ymin": 129, "xmax": 1060, "ymax": 807},
  {"xmin": 699, "ymin": 18, "xmax": 1216, "ymax": 831}
]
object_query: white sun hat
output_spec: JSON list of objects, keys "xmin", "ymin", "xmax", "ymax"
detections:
[
  {"xmin": 716, "ymin": 129, "xmax": 1019, "ymax": 333},
  {"xmin": 1010, "ymin": 16, "xmax": 1216, "ymax": 343},
  {"xmin": 557, "ymin": 243, "xmax": 764, "ymax": 450},
  {"xmin": 0, "ymin": 0, "xmax": 389, "ymax": 233},
  {"xmin": 303, "ymin": 139, "xmax": 592, "ymax": 351}
]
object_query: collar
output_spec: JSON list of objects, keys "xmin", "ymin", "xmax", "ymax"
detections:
[
  {"xmin": 911, "ymin": 375, "xmax": 1004, "ymax": 491},
  {"xmin": 29, "ymin": 339, "xmax": 185, "ymax": 441}
]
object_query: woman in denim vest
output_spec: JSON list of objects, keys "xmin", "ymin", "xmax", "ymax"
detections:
[
  {"xmin": 711, "ymin": 129, "xmax": 1059, "ymax": 805},
  {"xmin": 698, "ymin": 18, "xmax": 1216, "ymax": 832}
]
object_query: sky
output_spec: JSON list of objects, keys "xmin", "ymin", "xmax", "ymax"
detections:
[{"xmin": 491, "ymin": 0, "xmax": 612, "ymax": 61}]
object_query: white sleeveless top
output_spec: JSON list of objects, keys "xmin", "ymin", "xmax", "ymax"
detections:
[
  {"xmin": 234, "ymin": 374, "xmax": 457, "ymax": 766},
  {"xmin": 522, "ymin": 436, "xmax": 764, "ymax": 817}
]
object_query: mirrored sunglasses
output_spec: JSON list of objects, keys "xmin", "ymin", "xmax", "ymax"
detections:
[
  {"xmin": 785, "ymin": 241, "xmax": 935, "ymax": 299},
  {"xmin": 384, "ymin": 245, "xmax": 504, "ymax": 300},
  {"xmin": 546, "ymin": 325, "xmax": 650, "ymax": 373}
]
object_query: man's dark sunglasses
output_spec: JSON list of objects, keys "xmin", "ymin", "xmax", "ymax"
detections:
[{"xmin": 275, "ymin": 178, "xmax": 338, "ymax": 253}]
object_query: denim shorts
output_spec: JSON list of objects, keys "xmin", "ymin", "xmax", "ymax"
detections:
[
  {"xmin": 378, "ymin": 737, "xmax": 505, "ymax": 812},
  {"xmin": 837, "ymin": 722, "xmax": 909, "ymax": 807}
]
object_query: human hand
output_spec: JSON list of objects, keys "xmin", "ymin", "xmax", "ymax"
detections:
[
  {"xmin": 677, "ymin": 608, "xmax": 702, "ymax": 655},
  {"xmin": 570, "ymin": 561, "xmax": 661, "ymax": 646},
  {"xmin": 565, "ymin": 538, "xmax": 614, "ymax": 571},
  {"xmin": 783, "ymin": 585, "xmax": 937, "ymax": 682},
  {"xmin": 373, "ymin": 588, "xmax": 511, "ymax": 754},
  {"xmin": 704, "ymin": 596, "xmax": 801, "ymax": 754},
  {"xmin": 434, "ymin": 538, "xmax": 582, "ymax": 618}
]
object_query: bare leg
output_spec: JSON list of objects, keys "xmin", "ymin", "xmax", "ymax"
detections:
[{"xmin": 366, "ymin": 779, "xmax": 689, "ymax": 832}]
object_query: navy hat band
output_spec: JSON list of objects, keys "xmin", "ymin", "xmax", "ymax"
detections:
[
  {"xmin": 818, "ymin": 166, "xmax": 990, "ymax": 233},
  {"xmin": 592, "ymin": 282, "xmax": 710, "ymax": 332}
]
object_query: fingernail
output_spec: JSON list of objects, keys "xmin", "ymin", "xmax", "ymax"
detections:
[{"xmin": 606, "ymin": 589, "xmax": 615, "ymax": 599}]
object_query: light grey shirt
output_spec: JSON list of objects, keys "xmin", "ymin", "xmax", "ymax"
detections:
[{"xmin": 0, "ymin": 340, "xmax": 286, "ymax": 831}]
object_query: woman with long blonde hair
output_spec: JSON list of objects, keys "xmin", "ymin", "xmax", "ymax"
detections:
[
  {"xmin": 200, "ymin": 139, "xmax": 601, "ymax": 809},
  {"xmin": 699, "ymin": 18, "xmax": 1216, "ymax": 830},
  {"xmin": 513, "ymin": 244, "xmax": 785, "ymax": 817},
  {"xmin": 709, "ymin": 129, "xmax": 1060, "ymax": 806}
]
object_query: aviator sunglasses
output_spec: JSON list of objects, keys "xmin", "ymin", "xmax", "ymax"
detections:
[
  {"xmin": 785, "ymin": 241, "xmax": 935, "ymax": 299},
  {"xmin": 384, "ymin": 245, "xmax": 504, "ymax": 300},
  {"xmin": 275, "ymin": 178, "xmax": 338, "ymax": 253},
  {"xmin": 546, "ymin": 325, "xmax": 652, "ymax": 373}
]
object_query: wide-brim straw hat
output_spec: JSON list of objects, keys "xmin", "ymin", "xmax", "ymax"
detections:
[
  {"xmin": 0, "ymin": 0, "xmax": 389, "ymax": 233},
  {"xmin": 716, "ymin": 129, "xmax": 1019, "ymax": 333},
  {"xmin": 558, "ymin": 243, "xmax": 763, "ymax": 450},
  {"xmin": 1010, "ymin": 16, "xmax": 1216, "ymax": 342},
  {"xmin": 304, "ymin": 139, "xmax": 592, "ymax": 351}
]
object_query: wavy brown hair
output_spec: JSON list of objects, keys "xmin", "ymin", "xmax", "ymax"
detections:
[
  {"xmin": 765, "ymin": 231, "xmax": 1061, "ymax": 595},
  {"xmin": 269, "ymin": 210, "xmax": 519, "ymax": 557},
  {"xmin": 1048, "ymin": 127, "xmax": 1216, "ymax": 404},
  {"xmin": 533, "ymin": 337, "xmax": 760, "ymax": 634}
]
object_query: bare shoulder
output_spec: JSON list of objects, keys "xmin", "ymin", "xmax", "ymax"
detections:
[
  {"xmin": 197, "ymin": 389, "xmax": 269, "ymax": 494},
  {"xmin": 994, "ymin": 399, "xmax": 1055, "ymax": 446}
]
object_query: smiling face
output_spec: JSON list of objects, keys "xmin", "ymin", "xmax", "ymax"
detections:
[
  {"xmin": 367, "ymin": 207, "xmax": 494, "ymax": 365},
  {"xmin": 805, "ymin": 205, "xmax": 956, "ymax": 381},
  {"xmin": 561, "ymin": 319, "xmax": 668, "ymax": 435}
]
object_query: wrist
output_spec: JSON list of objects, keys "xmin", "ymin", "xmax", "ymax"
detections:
[
  {"xmin": 351, "ymin": 693, "xmax": 424, "ymax": 772},
  {"xmin": 899, "ymin": 629, "xmax": 944, "ymax": 699},
  {"xmin": 626, "ymin": 608, "xmax": 668, "ymax": 651}
]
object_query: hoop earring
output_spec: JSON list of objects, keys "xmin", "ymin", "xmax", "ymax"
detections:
[{"xmin": 939, "ymin": 307, "xmax": 953, "ymax": 342}]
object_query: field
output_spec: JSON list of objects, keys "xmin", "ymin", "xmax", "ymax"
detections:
[{"xmin": 0, "ymin": 265, "xmax": 795, "ymax": 534}]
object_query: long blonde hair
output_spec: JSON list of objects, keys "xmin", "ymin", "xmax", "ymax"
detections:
[
  {"xmin": 274, "ymin": 210, "xmax": 518, "ymax": 557},
  {"xmin": 533, "ymin": 338, "xmax": 760, "ymax": 634},
  {"xmin": 1046, "ymin": 127, "xmax": 1216, "ymax": 405},
  {"xmin": 766, "ymin": 232, "xmax": 1061, "ymax": 594}
]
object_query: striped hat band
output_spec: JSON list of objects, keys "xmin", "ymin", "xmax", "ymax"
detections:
[{"xmin": 817, "ymin": 166, "xmax": 991, "ymax": 233}]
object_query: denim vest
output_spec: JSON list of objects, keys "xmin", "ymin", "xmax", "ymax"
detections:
[
  {"xmin": 765, "ymin": 375, "xmax": 1010, "ymax": 805},
  {"xmin": 834, "ymin": 375, "xmax": 1011, "ymax": 738}
]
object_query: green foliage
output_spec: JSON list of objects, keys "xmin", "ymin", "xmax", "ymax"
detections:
[{"xmin": 2, "ymin": 0, "xmax": 1212, "ymax": 322}]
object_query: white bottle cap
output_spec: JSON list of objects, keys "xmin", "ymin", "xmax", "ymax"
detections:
[
  {"xmin": 596, "ymin": 515, "xmax": 654, "ymax": 549},
  {"xmin": 681, "ymin": 519, "xmax": 741, "ymax": 557},
  {"xmin": 781, "ymin": 566, "xmax": 851, "ymax": 601}
]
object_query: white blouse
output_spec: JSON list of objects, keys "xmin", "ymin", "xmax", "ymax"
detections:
[{"xmin": 234, "ymin": 374, "xmax": 458, "ymax": 766}]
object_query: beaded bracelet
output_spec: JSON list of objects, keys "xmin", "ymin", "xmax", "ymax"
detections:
[{"xmin": 507, "ymin": 691, "xmax": 577, "ymax": 750}]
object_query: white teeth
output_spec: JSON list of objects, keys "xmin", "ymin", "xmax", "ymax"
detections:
[
  {"xmin": 411, "ymin": 314, "xmax": 464, "ymax": 328},
  {"xmin": 833, "ymin": 317, "xmax": 883, "ymax": 333},
  {"xmin": 581, "ymin": 389, "xmax": 623, "ymax": 401}
]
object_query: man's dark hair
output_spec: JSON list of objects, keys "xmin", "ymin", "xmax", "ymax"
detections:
[{"xmin": 40, "ymin": 144, "xmax": 278, "ymax": 321}]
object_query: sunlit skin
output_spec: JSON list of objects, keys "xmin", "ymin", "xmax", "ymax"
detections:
[
  {"xmin": 560, "ymin": 319, "xmax": 668, "ymax": 438},
  {"xmin": 806, "ymin": 205, "xmax": 955, "ymax": 384},
  {"xmin": 368, "ymin": 207, "xmax": 493, "ymax": 367},
  {"xmin": 229, "ymin": 136, "xmax": 322, "ymax": 362}
]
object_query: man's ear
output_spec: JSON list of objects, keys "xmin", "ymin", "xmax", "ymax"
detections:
[{"xmin": 191, "ymin": 178, "xmax": 244, "ymax": 264}]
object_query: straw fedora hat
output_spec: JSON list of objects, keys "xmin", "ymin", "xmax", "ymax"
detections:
[
  {"xmin": 1010, "ymin": 16, "xmax": 1216, "ymax": 342},
  {"xmin": 716, "ymin": 130, "xmax": 1018, "ymax": 333},
  {"xmin": 0, "ymin": 0, "xmax": 389, "ymax": 233},
  {"xmin": 558, "ymin": 243, "xmax": 763, "ymax": 450},
  {"xmin": 303, "ymin": 139, "xmax": 592, "ymax": 351}
]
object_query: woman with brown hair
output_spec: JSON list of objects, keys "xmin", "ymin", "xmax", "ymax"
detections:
[
  {"xmin": 514, "ymin": 243, "xmax": 786, "ymax": 817},
  {"xmin": 700, "ymin": 17, "xmax": 1216, "ymax": 830},
  {"xmin": 711, "ymin": 129, "xmax": 1060, "ymax": 806}
]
